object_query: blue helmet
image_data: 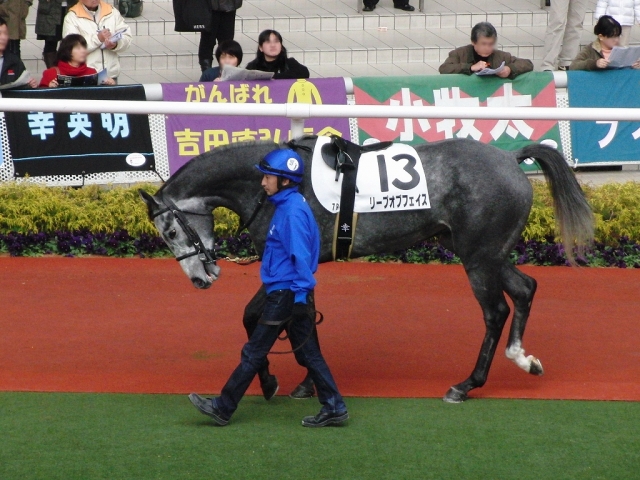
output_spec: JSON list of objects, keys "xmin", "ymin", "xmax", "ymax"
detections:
[{"xmin": 256, "ymin": 148, "xmax": 304, "ymax": 183}]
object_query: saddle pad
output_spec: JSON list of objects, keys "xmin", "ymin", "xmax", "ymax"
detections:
[{"xmin": 311, "ymin": 136, "xmax": 431, "ymax": 214}]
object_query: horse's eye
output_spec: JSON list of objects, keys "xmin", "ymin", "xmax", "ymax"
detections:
[{"xmin": 168, "ymin": 229, "xmax": 177, "ymax": 240}]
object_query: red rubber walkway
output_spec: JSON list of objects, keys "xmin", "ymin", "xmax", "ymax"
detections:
[{"xmin": 1, "ymin": 258, "xmax": 638, "ymax": 400}]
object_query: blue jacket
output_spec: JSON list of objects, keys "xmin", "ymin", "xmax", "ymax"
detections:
[
  {"xmin": 200, "ymin": 66, "xmax": 221, "ymax": 82},
  {"xmin": 260, "ymin": 187, "xmax": 320, "ymax": 304}
]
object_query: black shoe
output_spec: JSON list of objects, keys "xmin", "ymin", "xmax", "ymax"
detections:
[
  {"xmin": 261, "ymin": 374, "xmax": 279, "ymax": 401},
  {"xmin": 302, "ymin": 411, "xmax": 349, "ymax": 428},
  {"xmin": 394, "ymin": 3, "xmax": 415, "ymax": 11},
  {"xmin": 199, "ymin": 59, "xmax": 212, "ymax": 73},
  {"xmin": 363, "ymin": 4, "xmax": 375, "ymax": 11},
  {"xmin": 188, "ymin": 393, "xmax": 230, "ymax": 426},
  {"xmin": 289, "ymin": 379, "xmax": 315, "ymax": 399}
]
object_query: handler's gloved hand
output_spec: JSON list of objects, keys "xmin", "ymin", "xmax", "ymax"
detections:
[{"xmin": 292, "ymin": 302, "xmax": 311, "ymax": 321}]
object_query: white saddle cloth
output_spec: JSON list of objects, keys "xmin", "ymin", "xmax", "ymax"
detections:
[{"xmin": 310, "ymin": 136, "xmax": 431, "ymax": 214}]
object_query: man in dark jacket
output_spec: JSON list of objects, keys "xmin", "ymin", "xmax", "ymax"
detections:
[
  {"xmin": 439, "ymin": 22, "xmax": 533, "ymax": 79},
  {"xmin": 188, "ymin": 148, "xmax": 348, "ymax": 428},
  {"xmin": 173, "ymin": 0, "xmax": 242, "ymax": 72},
  {"xmin": 0, "ymin": 17, "xmax": 37, "ymax": 87}
]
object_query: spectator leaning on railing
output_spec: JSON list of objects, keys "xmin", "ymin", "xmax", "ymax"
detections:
[
  {"xmin": 594, "ymin": 0, "xmax": 640, "ymax": 47},
  {"xmin": 0, "ymin": 16, "xmax": 37, "ymax": 87},
  {"xmin": 62, "ymin": 0, "xmax": 131, "ymax": 81},
  {"xmin": 570, "ymin": 15, "xmax": 640, "ymax": 70},
  {"xmin": 200, "ymin": 39, "xmax": 242, "ymax": 82},
  {"xmin": 438, "ymin": 22, "xmax": 533, "ymax": 79},
  {"xmin": 39, "ymin": 33, "xmax": 116, "ymax": 87},
  {"xmin": 245, "ymin": 30, "xmax": 310, "ymax": 80}
]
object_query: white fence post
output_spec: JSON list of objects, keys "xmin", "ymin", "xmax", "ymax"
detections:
[
  {"xmin": 290, "ymin": 118, "xmax": 306, "ymax": 138},
  {"xmin": 285, "ymin": 103, "xmax": 312, "ymax": 139}
]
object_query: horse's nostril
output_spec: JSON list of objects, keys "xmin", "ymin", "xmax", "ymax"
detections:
[{"xmin": 192, "ymin": 278, "xmax": 205, "ymax": 288}]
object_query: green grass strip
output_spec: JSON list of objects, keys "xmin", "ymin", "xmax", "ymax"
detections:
[{"xmin": 1, "ymin": 393, "xmax": 638, "ymax": 479}]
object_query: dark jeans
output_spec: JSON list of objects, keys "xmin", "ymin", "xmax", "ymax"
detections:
[
  {"xmin": 43, "ymin": 40, "xmax": 58, "ymax": 54},
  {"xmin": 198, "ymin": 10, "xmax": 236, "ymax": 65},
  {"xmin": 243, "ymin": 285, "xmax": 318, "ymax": 381},
  {"xmin": 216, "ymin": 289, "xmax": 346, "ymax": 418}
]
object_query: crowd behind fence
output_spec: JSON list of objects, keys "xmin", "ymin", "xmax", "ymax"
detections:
[{"xmin": 1, "ymin": 69, "xmax": 640, "ymax": 188}]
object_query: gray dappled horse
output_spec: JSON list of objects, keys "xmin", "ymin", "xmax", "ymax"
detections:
[{"xmin": 140, "ymin": 136, "xmax": 593, "ymax": 403}]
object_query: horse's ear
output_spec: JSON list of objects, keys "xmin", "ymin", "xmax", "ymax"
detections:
[
  {"xmin": 138, "ymin": 189, "xmax": 158, "ymax": 205},
  {"xmin": 139, "ymin": 189, "xmax": 160, "ymax": 217}
]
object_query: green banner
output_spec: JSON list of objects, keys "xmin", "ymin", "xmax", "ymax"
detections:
[{"xmin": 353, "ymin": 72, "xmax": 562, "ymax": 170}]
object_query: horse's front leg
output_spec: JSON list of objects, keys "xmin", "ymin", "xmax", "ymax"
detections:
[{"xmin": 443, "ymin": 268, "xmax": 511, "ymax": 403}]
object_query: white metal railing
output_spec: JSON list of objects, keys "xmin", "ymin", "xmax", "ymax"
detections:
[{"xmin": 0, "ymin": 95, "xmax": 635, "ymax": 138}]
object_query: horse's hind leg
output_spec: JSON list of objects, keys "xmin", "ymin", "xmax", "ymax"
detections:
[
  {"xmin": 501, "ymin": 264, "xmax": 544, "ymax": 376},
  {"xmin": 443, "ymin": 265, "xmax": 511, "ymax": 403}
]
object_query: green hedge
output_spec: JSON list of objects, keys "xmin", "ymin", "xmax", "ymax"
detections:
[
  {"xmin": 2, "ymin": 180, "xmax": 640, "ymax": 244},
  {"xmin": 0, "ymin": 182, "xmax": 239, "ymax": 238}
]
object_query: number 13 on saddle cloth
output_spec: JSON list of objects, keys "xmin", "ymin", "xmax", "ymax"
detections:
[{"xmin": 310, "ymin": 136, "xmax": 431, "ymax": 213}]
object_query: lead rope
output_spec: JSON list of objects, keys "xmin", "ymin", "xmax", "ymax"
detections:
[
  {"xmin": 220, "ymin": 192, "xmax": 267, "ymax": 266},
  {"xmin": 222, "ymin": 255, "xmax": 260, "ymax": 265},
  {"xmin": 269, "ymin": 311, "xmax": 325, "ymax": 355},
  {"xmin": 235, "ymin": 191, "xmax": 267, "ymax": 236}
]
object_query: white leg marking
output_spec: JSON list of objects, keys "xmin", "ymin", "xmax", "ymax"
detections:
[{"xmin": 505, "ymin": 341, "xmax": 535, "ymax": 373}]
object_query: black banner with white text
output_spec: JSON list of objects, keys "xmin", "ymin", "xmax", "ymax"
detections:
[{"xmin": 2, "ymin": 86, "xmax": 155, "ymax": 177}]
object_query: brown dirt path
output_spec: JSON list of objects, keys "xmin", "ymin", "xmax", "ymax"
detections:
[{"xmin": 1, "ymin": 258, "xmax": 638, "ymax": 400}]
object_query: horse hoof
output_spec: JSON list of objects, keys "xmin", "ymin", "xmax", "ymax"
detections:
[
  {"xmin": 529, "ymin": 358, "xmax": 544, "ymax": 376},
  {"xmin": 443, "ymin": 387, "xmax": 467, "ymax": 403}
]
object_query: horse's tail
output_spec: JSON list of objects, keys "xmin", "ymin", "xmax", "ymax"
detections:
[{"xmin": 516, "ymin": 144, "xmax": 594, "ymax": 264}]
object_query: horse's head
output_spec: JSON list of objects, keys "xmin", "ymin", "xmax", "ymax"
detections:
[{"xmin": 139, "ymin": 190, "xmax": 221, "ymax": 289}]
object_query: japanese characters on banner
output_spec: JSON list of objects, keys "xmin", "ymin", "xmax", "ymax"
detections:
[
  {"xmin": 2, "ymin": 86, "xmax": 155, "ymax": 177},
  {"xmin": 162, "ymin": 78, "xmax": 352, "ymax": 175},
  {"xmin": 352, "ymin": 72, "xmax": 562, "ymax": 171},
  {"xmin": 567, "ymin": 70, "xmax": 640, "ymax": 165}
]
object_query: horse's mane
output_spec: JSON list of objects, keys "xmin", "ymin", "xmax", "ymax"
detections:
[{"xmin": 158, "ymin": 136, "xmax": 319, "ymax": 193}]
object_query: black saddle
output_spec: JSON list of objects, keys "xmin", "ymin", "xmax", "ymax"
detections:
[{"xmin": 321, "ymin": 136, "xmax": 393, "ymax": 181}]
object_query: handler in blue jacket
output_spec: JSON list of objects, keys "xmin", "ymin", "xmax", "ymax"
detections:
[{"xmin": 189, "ymin": 148, "xmax": 348, "ymax": 428}]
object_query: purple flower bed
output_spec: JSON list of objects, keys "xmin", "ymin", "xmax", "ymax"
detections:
[
  {"xmin": 0, "ymin": 230, "xmax": 257, "ymax": 260},
  {"xmin": 367, "ymin": 236, "xmax": 640, "ymax": 268},
  {"xmin": 2, "ymin": 231, "xmax": 640, "ymax": 268}
]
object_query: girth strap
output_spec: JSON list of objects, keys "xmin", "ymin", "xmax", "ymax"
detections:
[{"xmin": 334, "ymin": 141, "xmax": 363, "ymax": 260}]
